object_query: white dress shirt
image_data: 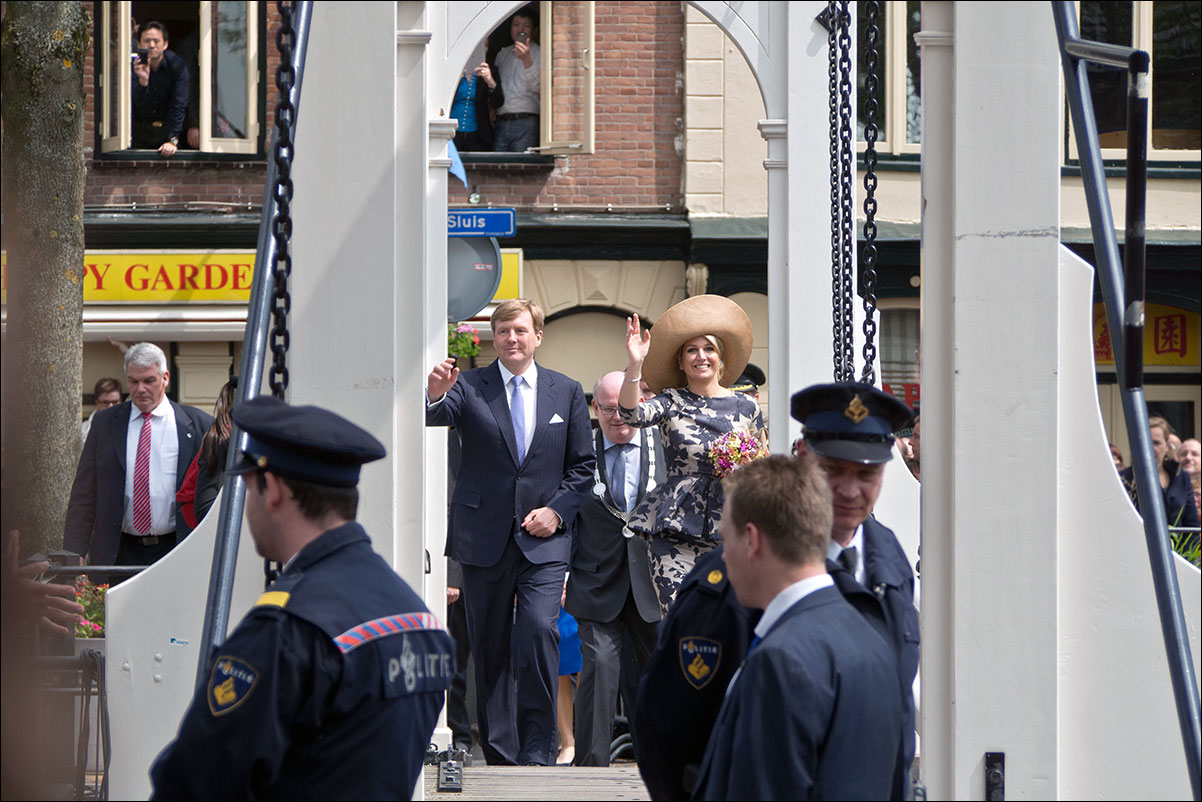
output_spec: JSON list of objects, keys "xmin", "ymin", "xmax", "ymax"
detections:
[
  {"xmin": 495, "ymin": 43, "xmax": 541, "ymax": 115},
  {"xmin": 123, "ymin": 397, "xmax": 179, "ymax": 535},
  {"xmin": 497, "ymin": 361, "xmax": 538, "ymax": 459}
]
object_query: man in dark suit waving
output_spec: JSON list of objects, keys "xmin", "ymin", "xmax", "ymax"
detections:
[
  {"xmin": 426, "ymin": 299, "xmax": 594, "ymax": 766},
  {"xmin": 565, "ymin": 370, "xmax": 662, "ymax": 766},
  {"xmin": 64, "ymin": 342, "xmax": 213, "ymax": 566}
]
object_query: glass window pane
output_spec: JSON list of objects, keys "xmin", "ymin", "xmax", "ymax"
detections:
[
  {"xmin": 857, "ymin": 5, "xmax": 887, "ymax": 141},
  {"xmin": 212, "ymin": 1, "xmax": 249, "ymax": 139},
  {"xmin": 1080, "ymin": 1, "xmax": 1133, "ymax": 148},
  {"xmin": 107, "ymin": 2, "xmax": 122, "ymax": 138},
  {"xmin": 906, "ymin": 0, "xmax": 922, "ymax": 144},
  {"xmin": 881, "ymin": 308, "xmax": 920, "ymax": 408},
  {"xmin": 1152, "ymin": 0, "xmax": 1201, "ymax": 150}
]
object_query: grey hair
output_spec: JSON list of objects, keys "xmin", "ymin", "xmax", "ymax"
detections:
[{"xmin": 124, "ymin": 342, "xmax": 168, "ymax": 374}]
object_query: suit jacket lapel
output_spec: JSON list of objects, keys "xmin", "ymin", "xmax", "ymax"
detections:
[
  {"xmin": 634, "ymin": 429, "xmax": 651, "ymax": 506},
  {"xmin": 484, "ymin": 361, "xmax": 521, "ymax": 466},
  {"xmin": 112, "ymin": 402, "xmax": 132, "ymax": 473},
  {"xmin": 526, "ymin": 366, "xmax": 555, "ymax": 458},
  {"xmin": 172, "ymin": 400, "xmax": 199, "ymax": 480}
]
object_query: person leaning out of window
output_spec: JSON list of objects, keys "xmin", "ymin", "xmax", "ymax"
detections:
[{"xmin": 132, "ymin": 21, "xmax": 190, "ymax": 158}]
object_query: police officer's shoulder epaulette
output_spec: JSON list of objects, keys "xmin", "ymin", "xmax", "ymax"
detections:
[
  {"xmin": 252, "ymin": 574, "xmax": 303, "ymax": 610},
  {"xmin": 254, "ymin": 590, "xmax": 290, "ymax": 609}
]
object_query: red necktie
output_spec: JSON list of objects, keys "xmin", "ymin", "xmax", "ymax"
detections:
[{"xmin": 132, "ymin": 411, "xmax": 153, "ymax": 534}]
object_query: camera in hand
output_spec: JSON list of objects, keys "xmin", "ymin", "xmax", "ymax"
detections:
[{"xmin": 134, "ymin": 47, "xmax": 149, "ymax": 64}]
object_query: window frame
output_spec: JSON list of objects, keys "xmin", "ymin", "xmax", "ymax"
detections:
[
  {"xmin": 197, "ymin": 1, "xmax": 261, "ymax": 155},
  {"xmin": 534, "ymin": 0, "xmax": 596, "ymax": 156},
  {"xmin": 96, "ymin": 0, "xmax": 264, "ymax": 158},
  {"xmin": 1066, "ymin": 0, "xmax": 1201, "ymax": 164},
  {"xmin": 857, "ymin": 1, "xmax": 921, "ymax": 157}
]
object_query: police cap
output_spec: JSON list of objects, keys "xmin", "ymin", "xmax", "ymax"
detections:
[
  {"xmin": 228, "ymin": 396, "xmax": 386, "ymax": 487},
  {"xmin": 728, "ymin": 362, "xmax": 766, "ymax": 394},
  {"xmin": 790, "ymin": 382, "xmax": 914, "ymax": 464}
]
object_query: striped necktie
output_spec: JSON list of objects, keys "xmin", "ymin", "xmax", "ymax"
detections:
[{"xmin": 132, "ymin": 412, "xmax": 153, "ymax": 534}]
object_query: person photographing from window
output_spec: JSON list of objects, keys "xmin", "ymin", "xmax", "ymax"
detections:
[
  {"xmin": 132, "ymin": 21, "xmax": 189, "ymax": 158},
  {"xmin": 492, "ymin": 7, "xmax": 541, "ymax": 153}
]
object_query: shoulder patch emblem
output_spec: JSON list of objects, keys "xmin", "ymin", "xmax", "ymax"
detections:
[
  {"xmin": 707, "ymin": 569, "xmax": 723, "ymax": 585},
  {"xmin": 254, "ymin": 591, "xmax": 290, "ymax": 608},
  {"xmin": 207, "ymin": 656, "xmax": 259, "ymax": 717},
  {"xmin": 678, "ymin": 637, "xmax": 723, "ymax": 690}
]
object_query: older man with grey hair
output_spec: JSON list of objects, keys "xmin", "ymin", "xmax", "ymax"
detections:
[{"xmin": 65, "ymin": 342, "xmax": 212, "ymax": 566}]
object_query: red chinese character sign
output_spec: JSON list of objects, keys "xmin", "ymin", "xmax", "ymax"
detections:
[{"xmin": 1092, "ymin": 303, "xmax": 1200, "ymax": 367}]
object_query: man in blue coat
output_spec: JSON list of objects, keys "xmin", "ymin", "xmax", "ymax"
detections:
[
  {"xmin": 426, "ymin": 299, "xmax": 595, "ymax": 765},
  {"xmin": 792, "ymin": 382, "xmax": 920, "ymax": 799},
  {"xmin": 693, "ymin": 455, "xmax": 901, "ymax": 800}
]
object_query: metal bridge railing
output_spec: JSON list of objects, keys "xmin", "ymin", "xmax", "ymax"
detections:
[{"xmin": 1052, "ymin": 4, "xmax": 1201, "ymax": 798}]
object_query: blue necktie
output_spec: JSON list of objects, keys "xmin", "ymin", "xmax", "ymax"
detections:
[
  {"xmin": 609, "ymin": 442, "xmax": 633, "ymax": 511},
  {"xmin": 746, "ymin": 634, "xmax": 762, "ymax": 656},
  {"xmin": 510, "ymin": 375, "xmax": 526, "ymax": 464}
]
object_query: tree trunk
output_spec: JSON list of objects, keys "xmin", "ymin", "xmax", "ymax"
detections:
[{"xmin": 1, "ymin": 2, "xmax": 90, "ymax": 556}]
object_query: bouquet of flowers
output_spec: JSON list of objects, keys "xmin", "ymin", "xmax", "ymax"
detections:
[
  {"xmin": 448, "ymin": 322, "xmax": 481, "ymax": 360},
  {"xmin": 708, "ymin": 429, "xmax": 768, "ymax": 479},
  {"xmin": 75, "ymin": 575, "xmax": 108, "ymax": 638}
]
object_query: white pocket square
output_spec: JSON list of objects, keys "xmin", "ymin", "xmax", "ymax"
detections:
[{"xmin": 549, "ymin": 413, "xmax": 565, "ymax": 424}]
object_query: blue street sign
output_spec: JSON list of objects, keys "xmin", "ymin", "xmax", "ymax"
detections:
[{"xmin": 448, "ymin": 208, "xmax": 516, "ymax": 238}]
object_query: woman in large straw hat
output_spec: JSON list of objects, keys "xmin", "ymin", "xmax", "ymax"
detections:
[{"xmin": 617, "ymin": 295, "xmax": 765, "ymax": 613}]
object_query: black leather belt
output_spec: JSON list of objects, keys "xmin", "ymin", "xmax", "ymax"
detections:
[
  {"xmin": 122, "ymin": 532, "xmax": 172, "ymax": 545},
  {"xmin": 496, "ymin": 112, "xmax": 537, "ymax": 121}
]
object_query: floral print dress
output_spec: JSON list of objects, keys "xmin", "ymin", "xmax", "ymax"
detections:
[
  {"xmin": 619, "ymin": 388, "xmax": 764, "ymax": 612},
  {"xmin": 619, "ymin": 387, "xmax": 765, "ymax": 542}
]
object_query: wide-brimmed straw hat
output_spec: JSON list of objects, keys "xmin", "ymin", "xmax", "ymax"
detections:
[{"xmin": 643, "ymin": 295, "xmax": 754, "ymax": 393}]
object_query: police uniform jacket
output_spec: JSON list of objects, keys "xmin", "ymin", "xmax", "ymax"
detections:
[
  {"xmin": 854, "ymin": 516, "xmax": 920, "ymax": 796},
  {"xmin": 691, "ymin": 586, "xmax": 903, "ymax": 801},
  {"xmin": 150, "ymin": 522, "xmax": 453, "ymax": 800},
  {"xmin": 633, "ymin": 547, "xmax": 760, "ymax": 800}
]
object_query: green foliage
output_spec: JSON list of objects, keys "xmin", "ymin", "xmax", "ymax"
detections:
[
  {"xmin": 448, "ymin": 322, "xmax": 481, "ymax": 360},
  {"xmin": 75, "ymin": 575, "xmax": 107, "ymax": 638}
]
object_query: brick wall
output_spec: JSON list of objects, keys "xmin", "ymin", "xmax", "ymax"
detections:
[
  {"xmin": 449, "ymin": 1, "xmax": 685, "ymax": 212},
  {"xmin": 80, "ymin": 2, "xmax": 684, "ymax": 214}
]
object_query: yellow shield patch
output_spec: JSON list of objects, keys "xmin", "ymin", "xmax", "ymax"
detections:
[
  {"xmin": 207, "ymin": 655, "xmax": 259, "ymax": 717},
  {"xmin": 678, "ymin": 637, "xmax": 723, "ymax": 690}
]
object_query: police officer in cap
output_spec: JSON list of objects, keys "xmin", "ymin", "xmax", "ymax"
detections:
[
  {"xmin": 792, "ymin": 382, "xmax": 919, "ymax": 800},
  {"xmin": 151, "ymin": 397, "xmax": 454, "ymax": 800},
  {"xmin": 727, "ymin": 362, "xmax": 766, "ymax": 399}
]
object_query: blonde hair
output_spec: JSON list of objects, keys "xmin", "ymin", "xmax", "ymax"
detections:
[{"xmin": 491, "ymin": 299, "xmax": 545, "ymax": 333}]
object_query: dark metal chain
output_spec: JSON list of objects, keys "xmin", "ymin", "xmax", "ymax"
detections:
[
  {"xmin": 266, "ymin": 1, "xmax": 298, "ymax": 588},
  {"xmin": 859, "ymin": 0, "xmax": 880, "ymax": 386},
  {"xmin": 836, "ymin": 1, "xmax": 856, "ymax": 382},
  {"xmin": 827, "ymin": 0, "xmax": 844, "ymax": 382},
  {"xmin": 269, "ymin": 1, "xmax": 297, "ymax": 400}
]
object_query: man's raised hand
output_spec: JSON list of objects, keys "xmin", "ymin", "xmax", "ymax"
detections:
[{"xmin": 427, "ymin": 358, "xmax": 460, "ymax": 402}]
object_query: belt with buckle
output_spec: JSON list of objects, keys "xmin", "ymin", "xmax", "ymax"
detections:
[
  {"xmin": 123, "ymin": 532, "xmax": 171, "ymax": 545},
  {"xmin": 497, "ymin": 112, "xmax": 537, "ymax": 121}
]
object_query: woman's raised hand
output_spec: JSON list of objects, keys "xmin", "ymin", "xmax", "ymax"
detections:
[{"xmin": 626, "ymin": 315, "xmax": 650, "ymax": 365}]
